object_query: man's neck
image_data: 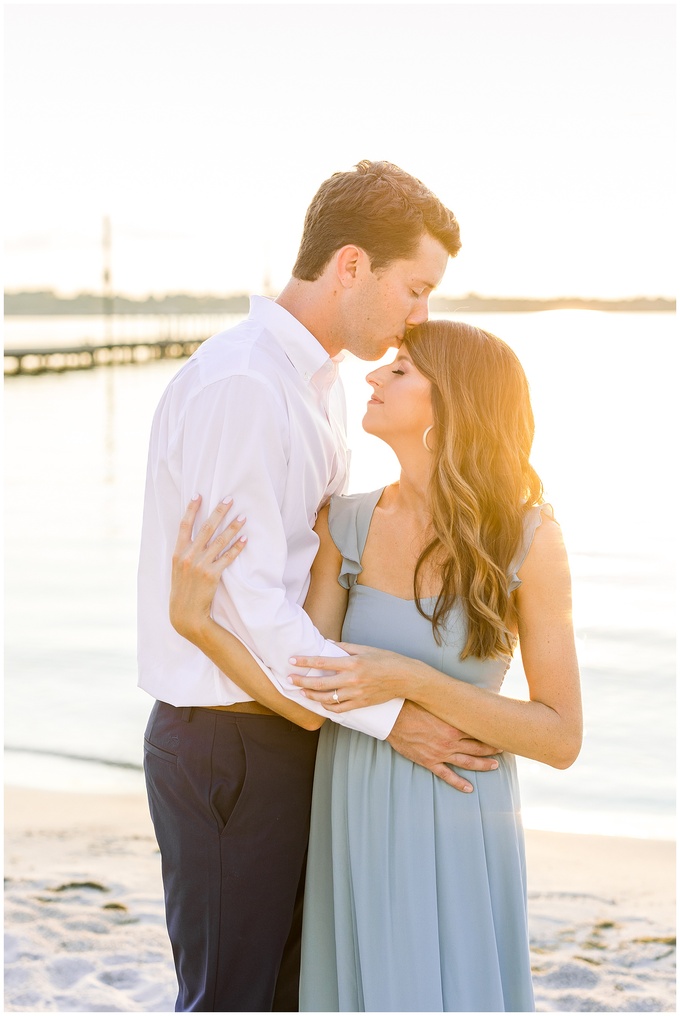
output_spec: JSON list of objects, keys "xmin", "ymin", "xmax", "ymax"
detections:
[{"xmin": 275, "ymin": 278, "xmax": 340, "ymax": 357}]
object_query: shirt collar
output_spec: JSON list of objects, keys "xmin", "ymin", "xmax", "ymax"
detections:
[{"xmin": 248, "ymin": 295, "xmax": 343, "ymax": 388}]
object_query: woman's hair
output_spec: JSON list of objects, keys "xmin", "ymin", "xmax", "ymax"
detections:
[
  {"xmin": 404, "ymin": 320, "xmax": 544, "ymax": 659},
  {"xmin": 292, "ymin": 160, "xmax": 461, "ymax": 280}
]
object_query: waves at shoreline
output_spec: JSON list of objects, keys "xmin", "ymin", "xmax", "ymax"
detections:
[{"xmin": 4, "ymin": 744, "xmax": 674, "ymax": 842}]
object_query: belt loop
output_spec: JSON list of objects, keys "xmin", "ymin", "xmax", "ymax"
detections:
[{"xmin": 181, "ymin": 706, "xmax": 194, "ymax": 723}]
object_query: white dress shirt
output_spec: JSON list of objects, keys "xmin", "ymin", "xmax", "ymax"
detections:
[{"xmin": 137, "ymin": 296, "xmax": 402, "ymax": 740}]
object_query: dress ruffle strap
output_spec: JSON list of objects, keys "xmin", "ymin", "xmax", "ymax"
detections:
[
  {"xmin": 329, "ymin": 490, "xmax": 554, "ymax": 595},
  {"xmin": 508, "ymin": 503, "xmax": 556, "ymax": 593},
  {"xmin": 328, "ymin": 488, "xmax": 385, "ymax": 590}
]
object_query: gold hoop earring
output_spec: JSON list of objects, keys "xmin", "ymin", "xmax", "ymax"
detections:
[{"xmin": 422, "ymin": 425, "xmax": 434, "ymax": 451}]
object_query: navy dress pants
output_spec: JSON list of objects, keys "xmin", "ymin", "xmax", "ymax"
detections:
[{"xmin": 144, "ymin": 701, "xmax": 320, "ymax": 1012}]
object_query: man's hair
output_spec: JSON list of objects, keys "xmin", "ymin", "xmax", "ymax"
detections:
[{"xmin": 292, "ymin": 160, "xmax": 461, "ymax": 280}]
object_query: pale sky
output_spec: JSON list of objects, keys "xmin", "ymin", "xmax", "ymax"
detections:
[{"xmin": 4, "ymin": 3, "xmax": 676, "ymax": 299}]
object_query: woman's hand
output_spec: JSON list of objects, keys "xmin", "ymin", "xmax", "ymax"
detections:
[
  {"xmin": 169, "ymin": 494, "xmax": 247, "ymax": 643},
  {"xmin": 289, "ymin": 643, "xmax": 413, "ymax": 711}
]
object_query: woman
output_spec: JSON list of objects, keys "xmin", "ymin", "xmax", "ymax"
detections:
[{"xmin": 169, "ymin": 320, "xmax": 582, "ymax": 1012}]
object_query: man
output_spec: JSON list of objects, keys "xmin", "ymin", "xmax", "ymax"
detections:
[{"xmin": 138, "ymin": 161, "xmax": 500, "ymax": 1012}]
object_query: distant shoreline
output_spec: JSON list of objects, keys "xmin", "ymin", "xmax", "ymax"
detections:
[{"xmin": 4, "ymin": 290, "xmax": 676, "ymax": 315}]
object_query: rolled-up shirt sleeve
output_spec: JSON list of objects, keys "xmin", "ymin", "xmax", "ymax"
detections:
[{"xmin": 177, "ymin": 373, "xmax": 403, "ymax": 740}]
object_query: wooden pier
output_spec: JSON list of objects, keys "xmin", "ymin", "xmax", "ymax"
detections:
[{"xmin": 4, "ymin": 337, "xmax": 205, "ymax": 376}]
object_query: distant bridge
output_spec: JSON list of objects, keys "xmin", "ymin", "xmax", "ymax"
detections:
[{"xmin": 4, "ymin": 337, "xmax": 205, "ymax": 376}]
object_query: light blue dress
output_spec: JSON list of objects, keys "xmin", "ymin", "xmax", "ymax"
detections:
[{"xmin": 300, "ymin": 488, "xmax": 548, "ymax": 1012}]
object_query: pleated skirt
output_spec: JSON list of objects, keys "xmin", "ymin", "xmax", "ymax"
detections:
[{"xmin": 299, "ymin": 723, "xmax": 535, "ymax": 1013}]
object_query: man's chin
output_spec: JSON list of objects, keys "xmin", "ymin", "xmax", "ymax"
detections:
[
  {"xmin": 360, "ymin": 339, "xmax": 399, "ymax": 362},
  {"xmin": 345, "ymin": 333, "xmax": 400, "ymax": 361}
]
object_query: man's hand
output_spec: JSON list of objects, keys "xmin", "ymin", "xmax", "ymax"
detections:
[{"xmin": 387, "ymin": 701, "xmax": 501, "ymax": 793}]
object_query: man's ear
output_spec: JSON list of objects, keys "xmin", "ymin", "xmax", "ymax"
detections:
[{"xmin": 334, "ymin": 245, "xmax": 366, "ymax": 289}]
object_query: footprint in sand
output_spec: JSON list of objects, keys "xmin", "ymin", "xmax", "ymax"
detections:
[
  {"xmin": 4, "ymin": 932, "xmax": 40, "ymax": 964},
  {"xmin": 538, "ymin": 960, "xmax": 601, "ymax": 990},
  {"xmin": 47, "ymin": 955, "xmax": 96, "ymax": 988},
  {"xmin": 63, "ymin": 916, "xmax": 111, "ymax": 934},
  {"xmin": 98, "ymin": 967, "xmax": 142, "ymax": 989}
]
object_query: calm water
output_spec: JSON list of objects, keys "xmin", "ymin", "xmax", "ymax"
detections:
[
  {"xmin": 3, "ymin": 311, "xmax": 676, "ymax": 839},
  {"xmin": 4, "ymin": 313, "xmax": 234, "ymax": 349}
]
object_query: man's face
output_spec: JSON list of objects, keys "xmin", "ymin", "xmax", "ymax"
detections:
[{"xmin": 342, "ymin": 232, "xmax": 450, "ymax": 361}]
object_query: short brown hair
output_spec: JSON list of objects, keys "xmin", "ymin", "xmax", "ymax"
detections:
[{"xmin": 292, "ymin": 160, "xmax": 461, "ymax": 280}]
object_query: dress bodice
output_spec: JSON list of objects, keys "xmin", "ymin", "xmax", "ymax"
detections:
[{"xmin": 328, "ymin": 488, "xmax": 553, "ymax": 695}]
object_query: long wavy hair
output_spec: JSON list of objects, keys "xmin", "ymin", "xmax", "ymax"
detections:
[{"xmin": 404, "ymin": 320, "xmax": 544, "ymax": 659}]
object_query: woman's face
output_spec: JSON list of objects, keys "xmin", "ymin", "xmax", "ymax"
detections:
[{"xmin": 362, "ymin": 346, "xmax": 434, "ymax": 449}]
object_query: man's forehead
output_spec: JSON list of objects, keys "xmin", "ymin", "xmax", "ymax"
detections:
[{"xmin": 409, "ymin": 237, "xmax": 449, "ymax": 285}]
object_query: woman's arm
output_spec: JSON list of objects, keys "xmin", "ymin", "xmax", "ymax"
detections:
[
  {"xmin": 290, "ymin": 517, "xmax": 583, "ymax": 769},
  {"xmin": 172, "ymin": 497, "xmax": 514, "ymax": 791},
  {"xmin": 170, "ymin": 496, "xmax": 325, "ymax": 730},
  {"xmin": 299, "ymin": 504, "xmax": 348, "ymax": 641}
]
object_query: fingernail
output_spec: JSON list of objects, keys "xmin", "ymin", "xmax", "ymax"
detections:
[
  {"xmin": 238, "ymin": 536, "xmax": 247, "ymax": 543},
  {"xmin": 289, "ymin": 658, "xmax": 297, "ymax": 665},
  {"xmin": 491, "ymin": 761, "xmax": 498, "ymax": 769},
  {"xmin": 191, "ymin": 492, "xmax": 200, "ymax": 501},
  {"xmin": 236, "ymin": 514, "xmax": 246, "ymax": 522},
  {"xmin": 222, "ymin": 496, "xmax": 233, "ymax": 504},
  {"xmin": 463, "ymin": 786, "xmax": 473, "ymax": 793}
]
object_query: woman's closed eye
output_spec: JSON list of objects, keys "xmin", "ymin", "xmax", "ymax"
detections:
[{"xmin": 391, "ymin": 369, "xmax": 405, "ymax": 376}]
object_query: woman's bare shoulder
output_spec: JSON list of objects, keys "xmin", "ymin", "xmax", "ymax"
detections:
[{"xmin": 517, "ymin": 510, "xmax": 571, "ymax": 590}]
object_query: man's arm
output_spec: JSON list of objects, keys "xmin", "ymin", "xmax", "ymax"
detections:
[
  {"xmin": 178, "ymin": 374, "xmax": 402, "ymax": 738},
  {"xmin": 386, "ymin": 702, "xmax": 500, "ymax": 793}
]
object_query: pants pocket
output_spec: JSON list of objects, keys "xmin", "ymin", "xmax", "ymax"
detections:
[
  {"xmin": 210, "ymin": 724, "xmax": 248, "ymax": 835},
  {"xmin": 143, "ymin": 738, "xmax": 178, "ymax": 765}
]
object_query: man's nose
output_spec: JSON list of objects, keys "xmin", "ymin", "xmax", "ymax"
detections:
[{"xmin": 406, "ymin": 296, "xmax": 429, "ymax": 328}]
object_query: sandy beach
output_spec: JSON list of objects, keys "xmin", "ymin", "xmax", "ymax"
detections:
[{"xmin": 4, "ymin": 786, "xmax": 675, "ymax": 1013}]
